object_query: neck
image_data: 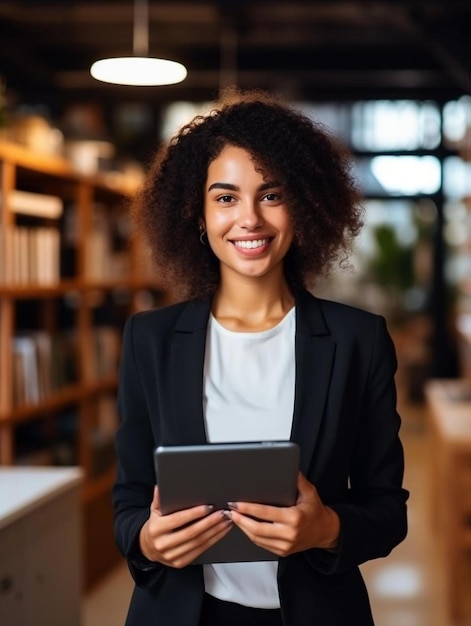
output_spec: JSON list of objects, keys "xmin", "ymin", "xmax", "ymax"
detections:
[{"xmin": 212, "ymin": 270, "xmax": 295, "ymax": 332}]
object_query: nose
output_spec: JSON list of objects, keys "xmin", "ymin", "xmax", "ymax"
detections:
[{"xmin": 237, "ymin": 199, "xmax": 264, "ymax": 230}]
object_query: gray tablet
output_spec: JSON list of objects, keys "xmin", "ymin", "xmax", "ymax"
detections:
[{"xmin": 153, "ymin": 441, "xmax": 299, "ymax": 564}]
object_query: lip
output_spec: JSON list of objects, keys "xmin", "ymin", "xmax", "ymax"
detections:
[{"xmin": 229, "ymin": 236, "xmax": 274, "ymax": 256}]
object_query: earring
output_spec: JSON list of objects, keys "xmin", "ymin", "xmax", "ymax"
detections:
[{"xmin": 199, "ymin": 228, "xmax": 208, "ymax": 246}]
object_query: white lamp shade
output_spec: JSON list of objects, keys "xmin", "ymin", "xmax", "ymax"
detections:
[{"xmin": 90, "ymin": 57, "xmax": 187, "ymax": 86}]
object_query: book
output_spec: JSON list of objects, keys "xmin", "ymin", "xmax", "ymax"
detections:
[
  {"xmin": 0, "ymin": 224, "xmax": 14, "ymax": 284},
  {"xmin": 84, "ymin": 205, "xmax": 111, "ymax": 280},
  {"xmin": 93, "ymin": 326, "xmax": 121, "ymax": 377},
  {"xmin": 9, "ymin": 225, "xmax": 60, "ymax": 285},
  {"xmin": 31, "ymin": 331, "xmax": 54, "ymax": 399},
  {"xmin": 1, "ymin": 189, "xmax": 63, "ymax": 219},
  {"xmin": 12, "ymin": 335, "xmax": 40, "ymax": 405},
  {"xmin": 96, "ymin": 393, "xmax": 119, "ymax": 436}
]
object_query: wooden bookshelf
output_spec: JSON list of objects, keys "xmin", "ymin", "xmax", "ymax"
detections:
[{"xmin": 0, "ymin": 139, "xmax": 165, "ymax": 589}]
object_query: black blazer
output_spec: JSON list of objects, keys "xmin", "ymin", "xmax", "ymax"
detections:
[{"xmin": 113, "ymin": 290, "xmax": 408, "ymax": 626}]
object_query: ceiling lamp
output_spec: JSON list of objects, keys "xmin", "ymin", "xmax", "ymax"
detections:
[{"xmin": 90, "ymin": 0, "xmax": 187, "ymax": 86}]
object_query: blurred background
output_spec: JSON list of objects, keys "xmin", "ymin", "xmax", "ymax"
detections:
[{"xmin": 0, "ymin": 1, "xmax": 470, "ymax": 625}]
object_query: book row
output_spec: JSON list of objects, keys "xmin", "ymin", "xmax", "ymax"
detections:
[
  {"xmin": 14, "ymin": 395, "xmax": 119, "ymax": 476},
  {"xmin": 10, "ymin": 326, "xmax": 121, "ymax": 407},
  {"xmin": 0, "ymin": 225, "xmax": 61, "ymax": 285}
]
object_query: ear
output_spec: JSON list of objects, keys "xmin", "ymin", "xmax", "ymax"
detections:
[{"xmin": 198, "ymin": 218, "xmax": 206, "ymax": 232}]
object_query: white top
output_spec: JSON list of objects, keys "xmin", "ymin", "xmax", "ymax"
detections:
[{"xmin": 202, "ymin": 308, "xmax": 296, "ymax": 608}]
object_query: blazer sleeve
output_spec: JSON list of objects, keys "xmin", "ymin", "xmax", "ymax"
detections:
[
  {"xmin": 112, "ymin": 315, "xmax": 166, "ymax": 589},
  {"xmin": 304, "ymin": 315, "xmax": 409, "ymax": 574}
]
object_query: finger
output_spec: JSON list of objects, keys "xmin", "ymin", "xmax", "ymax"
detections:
[
  {"xmin": 229, "ymin": 514, "xmax": 289, "ymax": 555},
  {"xmin": 161, "ymin": 514, "xmax": 233, "ymax": 567},
  {"xmin": 295, "ymin": 473, "xmax": 319, "ymax": 504},
  {"xmin": 155, "ymin": 503, "xmax": 215, "ymax": 533},
  {"xmin": 187, "ymin": 515, "xmax": 233, "ymax": 555},
  {"xmin": 178, "ymin": 521, "xmax": 233, "ymax": 566},
  {"xmin": 172, "ymin": 509, "xmax": 230, "ymax": 542},
  {"xmin": 229, "ymin": 501, "xmax": 287, "ymax": 523},
  {"xmin": 150, "ymin": 485, "xmax": 160, "ymax": 512},
  {"xmin": 229, "ymin": 508, "xmax": 283, "ymax": 539},
  {"xmin": 155, "ymin": 509, "xmax": 230, "ymax": 553},
  {"xmin": 297, "ymin": 471, "xmax": 315, "ymax": 492}
]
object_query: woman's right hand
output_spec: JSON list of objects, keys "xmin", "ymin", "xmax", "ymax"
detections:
[{"xmin": 139, "ymin": 486, "xmax": 233, "ymax": 568}]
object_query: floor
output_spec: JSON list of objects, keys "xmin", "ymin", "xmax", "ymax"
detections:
[{"xmin": 82, "ymin": 396, "xmax": 469, "ymax": 626}]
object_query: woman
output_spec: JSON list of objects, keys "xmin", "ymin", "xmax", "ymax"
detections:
[{"xmin": 113, "ymin": 89, "xmax": 409, "ymax": 626}]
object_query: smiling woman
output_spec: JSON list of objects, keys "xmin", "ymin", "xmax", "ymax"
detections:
[
  {"xmin": 113, "ymin": 88, "xmax": 409, "ymax": 626},
  {"xmin": 133, "ymin": 88, "xmax": 363, "ymax": 300},
  {"xmin": 203, "ymin": 145, "xmax": 294, "ymax": 291}
]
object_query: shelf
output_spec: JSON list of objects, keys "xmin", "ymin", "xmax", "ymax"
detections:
[
  {"xmin": 0, "ymin": 383, "xmax": 84, "ymax": 423},
  {"xmin": 0, "ymin": 279, "xmax": 165, "ymax": 298},
  {"xmin": 0, "ymin": 280, "xmax": 81, "ymax": 298},
  {"xmin": 0, "ymin": 137, "xmax": 153, "ymax": 589},
  {"xmin": 0, "ymin": 374, "xmax": 118, "ymax": 423},
  {"xmin": 0, "ymin": 139, "xmax": 74, "ymax": 178},
  {"xmin": 0, "ymin": 139, "xmax": 138, "ymax": 196}
]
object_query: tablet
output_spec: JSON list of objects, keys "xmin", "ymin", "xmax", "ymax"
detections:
[{"xmin": 154, "ymin": 441, "xmax": 299, "ymax": 564}]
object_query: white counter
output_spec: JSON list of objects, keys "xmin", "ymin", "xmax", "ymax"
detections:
[
  {"xmin": 0, "ymin": 466, "xmax": 84, "ymax": 626},
  {"xmin": 0, "ymin": 466, "xmax": 83, "ymax": 530}
]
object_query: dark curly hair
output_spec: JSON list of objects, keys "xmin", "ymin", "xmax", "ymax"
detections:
[{"xmin": 133, "ymin": 88, "xmax": 363, "ymax": 300}]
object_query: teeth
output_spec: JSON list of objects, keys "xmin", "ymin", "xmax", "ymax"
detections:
[{"xmin": 234, "ymin": 239, "xmax": 269, "ymax": 249}]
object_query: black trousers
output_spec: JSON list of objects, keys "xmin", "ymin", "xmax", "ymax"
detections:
[{"xmin": 199, "ymin": 593, "xmax": 283, "ymax": 626}]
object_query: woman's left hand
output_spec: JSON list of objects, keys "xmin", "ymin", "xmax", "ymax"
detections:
[{"xmin": 227, "ymin": 472, "xmax": 340, "ymax": 557}]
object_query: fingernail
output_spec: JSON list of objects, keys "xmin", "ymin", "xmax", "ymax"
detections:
[
  {"xmin": 206, "ymin": 504, "xmax": 215, "ymax": 514},
  {"xmin": 222, "ymin": 509, "xmax": 232, "ymax": 520},
  {"xmin": 227, "ymin": 502, "xmax": 238, "ymax": 510}
]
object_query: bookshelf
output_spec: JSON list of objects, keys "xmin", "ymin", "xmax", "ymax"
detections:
[{"xmin": 0, "ymin": 139, "xmax": 165, "ymax": 589}]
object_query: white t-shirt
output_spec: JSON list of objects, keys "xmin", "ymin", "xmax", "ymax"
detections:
[{"xmin": 202, "ymin": 308, "xmax": 295, "ymax": 608}]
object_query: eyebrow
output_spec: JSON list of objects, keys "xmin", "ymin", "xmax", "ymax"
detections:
[{"xmin": 207, "ymin": 181, "xmax": 281, "ymax": 192}]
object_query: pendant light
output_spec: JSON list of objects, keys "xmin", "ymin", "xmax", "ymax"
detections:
[{"xmin": 90, "ymin": 0, "xmax": 187, "ymax": 86}]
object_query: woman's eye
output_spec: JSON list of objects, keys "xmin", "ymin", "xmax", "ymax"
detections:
[
  {"xmin": 217, "ymin": 194, "xmax": 234, "ymax": 203},
  {"xmin": 263, "ymin": 192, "xmax": 280, "ymax": 202}
]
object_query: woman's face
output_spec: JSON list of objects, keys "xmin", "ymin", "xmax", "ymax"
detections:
[{"xmin": 203, "ymin": 145, "xmax": 293, "ymax": 284}]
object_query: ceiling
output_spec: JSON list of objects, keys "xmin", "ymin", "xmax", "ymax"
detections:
[{"xmin": 1, "ymin": 0, "xmax": 471, "ymax": 111}]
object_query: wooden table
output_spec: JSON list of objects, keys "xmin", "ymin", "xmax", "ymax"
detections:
[{"xmin": 425, "ymin": 379, "xmax": 471, "ymax": 623}]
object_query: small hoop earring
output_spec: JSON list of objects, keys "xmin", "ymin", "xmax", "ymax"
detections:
[{"xmin": 199, "ymin": 229, "xmax": 208, "ymax": 246}]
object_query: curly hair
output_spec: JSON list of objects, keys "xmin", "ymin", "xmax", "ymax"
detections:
[{"xmin": 133, "ymin": 88, "xmax": 363, "ymax": 300}]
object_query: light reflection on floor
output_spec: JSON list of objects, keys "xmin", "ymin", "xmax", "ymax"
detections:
[
  {"xmin": 371, "ymin": 564, "xmax": 423, "ymax": 599},
  {"xmin": 360, "ymin": 399, "xmax": 453, "ymax": 626}
]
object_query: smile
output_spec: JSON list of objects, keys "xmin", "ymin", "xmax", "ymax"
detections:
[{"xmin": 232, "ymin": 238, "xmax": 271, "ymax": 250}]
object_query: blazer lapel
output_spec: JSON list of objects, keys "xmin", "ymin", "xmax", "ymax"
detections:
[
  {"xmin": 169, "ymin": 298, "xmax": 211, "ymax": 444},
  {"xmin": 291, "ymin": 291, "xmax": 336, "ymax": 474},
  {"xmin": 167, "ymin": 291, "xmax": 336, "ymax": 475}
]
